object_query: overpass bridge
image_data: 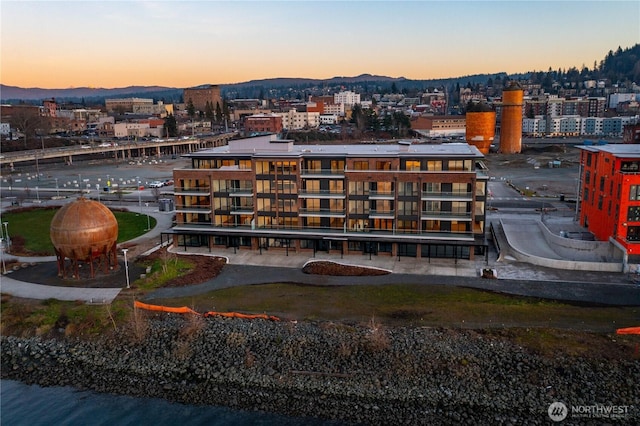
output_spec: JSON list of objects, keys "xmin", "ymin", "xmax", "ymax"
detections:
[{"xmin": 0, "ymin": 132, "xmax": 238, "ymax": 169}]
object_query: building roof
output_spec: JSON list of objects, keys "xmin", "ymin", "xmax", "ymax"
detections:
[
  {"xmin": 577, "ymin": 143, "xmax": 640, "ymax": 159},
  {"xmin": 186, "ymin": 135, "xmax": 484, "ymax": 159}
]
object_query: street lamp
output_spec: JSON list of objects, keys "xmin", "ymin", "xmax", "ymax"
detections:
[
  {"xmin": 136, "ymin": 176, "xmax": 142, "ymax": 213},
  {"xmin": 122, "ymin": 248, "xmax": 130, "ymax": 289},
  {"xmin": 145, "ymin": 202, "xmax": 150, "ymax": 231},
  {"xmin": 2, "ymin": 222, "xmax": 9, "ymax": 253},
  {"xmin": 0, "ymin": 238, "xmax": 6, "ymax": 274}
]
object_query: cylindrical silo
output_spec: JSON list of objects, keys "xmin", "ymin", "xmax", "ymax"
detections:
[
  {"xmin": 499, "ymin": 82, "xmax": 524, "ymax": 154},
  {"xmin": 465, "ymin": 105, "xmax": 496, "ymax": 155}
]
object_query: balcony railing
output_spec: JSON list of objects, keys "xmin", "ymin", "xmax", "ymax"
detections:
[
  {"xmin": 228, "ymin": 187, "xmax": 254, "ymax": 196},
  {"xmin": 369, "ymin": 209, "xmax": 395, "ymax": 218},
  {"xmin": 298, "ymin": 208, "xmax": 345, "ymax": 217},
  {"xmin": 175, "ymin": 205, "xmax": 213, "ymax": 212},
  {"xmin": 298, "ymin": 189, "xmax": 346, "ymax": 198},
  {"xmin": 174, "ymin": 187, "xmax": 211, "ymax": 194},
  {"xmin": 421, "ymin": 191, "xmax": 473, "ymax": 200},
  {"xmin": 171, "ymin": 222, "xmax": 475, "ymax": 241},
  {"xmin": 369, "ymin": 190, "xmax": 394, "ymax": 199},
  {"xmin": 420, "ymin": 210, "xmax": 472, "ymax": 220},
  {"xmin": 300, "ymin": 169, "xmax": 345, "ymax": 177}
]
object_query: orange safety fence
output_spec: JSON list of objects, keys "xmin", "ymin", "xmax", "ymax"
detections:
[
  {"xmin": 616, "ymin": 327, "xmax": 640, "ymax": 335},
  {"xmin": 134, "ymin": 300, "xmax": 279, "ymax": 321}
]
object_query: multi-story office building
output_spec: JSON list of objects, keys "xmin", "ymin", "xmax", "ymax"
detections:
[
  {"xmin": 577, "ymin": 144, "xmax": 640, "ymax": 260},
  {"xmin": 171, "ymin": 134, "xmax": 489, "ymax": 260},
  {"xmin": 334, "ymin": 90, "xmax": 361, "ymax": 107}
]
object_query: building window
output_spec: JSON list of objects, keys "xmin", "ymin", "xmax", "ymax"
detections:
[
  {"xmin": 584, "ymin": 188, "xmax": 589, "ymax": 201},
  {"xmin": 376, "ymin": 161, "xmax": 392, "ymax": 170},
  {"xmin": 627, "ymin": 226, "xmax": 640, "ymax": 242},
  {"xmin": 586, "ymin": 153, "xmax": 592, "ymax": 166},
  {"xmin": 331, "ymin": 160, "xmax": 345, "ymax": 173},
  {"xmin": 427, "ymin": 161, "xmax": 442, "ymax": 171},
  {"xmin": 405, "ymin": 160, "xmax": 420, "ymax": 171},
  {"xmin": 599, "ymin": 177, "xmax": 605, "ymax": 191},
  {"xmin": 630, "ymin": 185, "xmax": 640, "ymax": 201},
  {"xmin": 348, "ymin": 200, "xmax": 369, "ymax": 215},
  {"xmin": 349, "ymin": 181, "xmax": 368, "ymax": 195},
  {"xmin": 597, "ymin": 195, "xmax": 603, "ymax": 210},
  {"xmin": 585, "ymin": 171, "xmax": 590, "ymax": 184},
  {"xmin": 423, "ymin": 182, "xmax": 441, "ymax": 194},
  {"xmin": 628, "ymin": 206, "xmax": 640, "ymax": 222},
  {"xmin": 398, "ymin": 201, "xmax": 417, "ymax": 216},
  {"xmin": 353, "ymin": 161, "xmax": 368, "ymax": 170},
  {"xmin": 399, "ymin": 182, "xmax": 416, "ymax": 196}
]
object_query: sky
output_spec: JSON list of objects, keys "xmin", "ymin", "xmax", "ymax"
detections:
[{"xmin": 1, "ymin": 0, "xmax": 639, "ymax": 89}]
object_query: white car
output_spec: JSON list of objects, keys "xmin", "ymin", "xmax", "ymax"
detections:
[{"xmin": 149, "ymin": 181, "xmax": 164, "ymax": 188}]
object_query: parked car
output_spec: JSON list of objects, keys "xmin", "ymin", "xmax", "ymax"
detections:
[
  {"xmin": 149, "ymin": 181, "xmax": 164, "ymax": 188},
  {"xmin": 163, "ymin": 179, "xmax": 174, "ymax": 186}
]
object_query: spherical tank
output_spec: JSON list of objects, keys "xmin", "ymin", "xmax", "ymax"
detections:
[
  {"xmin": 499, "ymin": 82, "xmax": 524, "ymax": 154},
  {"xmin": 465, "ymin": 111, "xmax": 496, "ymax": 155},
  {"xmin": 50, "ymin": 197, "xmax": 118, "ymax": 261}
]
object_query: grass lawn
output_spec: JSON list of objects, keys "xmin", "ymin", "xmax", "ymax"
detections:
[
  {"xmin": 0, "ymin": 207, "xmax": 156, "ymax": 255},
  {"xmin": 151, "ymin": 283, "xmax": 639, "ymax": 333}
]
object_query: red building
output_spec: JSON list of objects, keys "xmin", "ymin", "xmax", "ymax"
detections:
[
  {"xmin": 244, "ymin": 114, "xmax": 283, "ymax": 134},
  {"xmin": 578, "ymin": 144, "xmax": 640, "ymax": 258}
]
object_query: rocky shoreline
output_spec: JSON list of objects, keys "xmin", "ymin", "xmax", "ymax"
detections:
[{"xmin": 2, "ymin": 315, "xmax": 638, "ymax": 425}]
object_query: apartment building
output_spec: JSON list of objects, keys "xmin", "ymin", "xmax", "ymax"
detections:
[
  {"xmin": 577, "ymin": 144, "xmax": 640, "ymax": 260},
  {"xmin": 334, "ymin": 90, "xmax": 361, "ymax": 107},
  {"xmin": 171, "ymin": 134, "xmax": 489, "ymax": 260}
]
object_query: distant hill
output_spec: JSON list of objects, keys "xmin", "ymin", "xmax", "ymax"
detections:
[{"xmin": 0, "ymin": 85, "xmax": 182, "ymax": 104}]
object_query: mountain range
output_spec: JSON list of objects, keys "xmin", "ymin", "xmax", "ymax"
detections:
[{"xmin": 0, "ymin": 73, "xmax": 495, "ymax": 103}]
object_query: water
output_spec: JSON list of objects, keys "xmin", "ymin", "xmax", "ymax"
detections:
[{"xmin": 1, "ymin": 380, "xmax": 340, "ymax": 426}]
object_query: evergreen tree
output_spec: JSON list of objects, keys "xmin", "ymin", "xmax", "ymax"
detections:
[{"xmin": 164, "ymin": 114, "xmax": 177, "ymax": 137}]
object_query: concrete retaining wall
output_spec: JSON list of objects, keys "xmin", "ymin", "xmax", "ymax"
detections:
[
  {"xmin": 538, "ymin": 221, "xmax": 623, "ymax": 263},
  {"xmin": 500, "ymin": 219, "xmax": 623, "ymax": 272}
]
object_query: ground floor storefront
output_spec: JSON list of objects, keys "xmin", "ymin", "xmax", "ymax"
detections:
[{"xmin": 166, "ymin": 232, "xmax": 488, "ymax": 262}]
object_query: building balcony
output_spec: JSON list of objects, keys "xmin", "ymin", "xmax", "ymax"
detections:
[
  {"xmin": 175, "ymin": 205, "xmax": 212, "ymax": 214},
  {"xmin": 298, "ymin": 208, "xmax": 346, "ymax": 217},
  {"xmin": 170, "ymin": 222, "xmax": 476, "ymax": 242},
  {"xmin": 298, "ymin": 189, "xmax": 346, "ymax": 199},
  {"xmin": 369, "ymin": 209, "xmax": 395, "ymax": 218},
  {"xmin": 420, "ymin": 210, "xmax": 472, "ymax": 221},
  {"xmin": 229, "ymin": 206, "xmax": 255, "ymax": 215},
  {"xmin": 228, "ymin": 188, "xmax": 254, "ymax": 196},
  {"xmin": 300, "ymin": 169, "xmax": 345, "ymax": 178},
  {"xmin": 174, "ymin": 187, "xmax": 211, "ymax": 196},
  {"xmin": 368, "ymin": 190, "xmax": 394, "ymax": 200},
  {"xmin": 421, "ymin": 191, "xmax": 473, "ymax": 201}
]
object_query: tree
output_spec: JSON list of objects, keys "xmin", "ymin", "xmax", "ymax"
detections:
[
  {"xmin": 186, "ymin": 99, "xmax": 196, "ymax": 119},
  {"xmin": 164, "ymin": 114, "xmax": 177, "ymax": 137},
  {"xmin": 9, "ymin": 106, "xmax": 42, "ymax": 149},
  {"xmin": 215, "ymin": 102, "xmax": 223, "ymax": 126}
]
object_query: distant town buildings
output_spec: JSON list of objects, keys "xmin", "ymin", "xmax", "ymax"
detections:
[{"xmin": 105, "ymin": 98, "xmax": 154, "ymax": 113}]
